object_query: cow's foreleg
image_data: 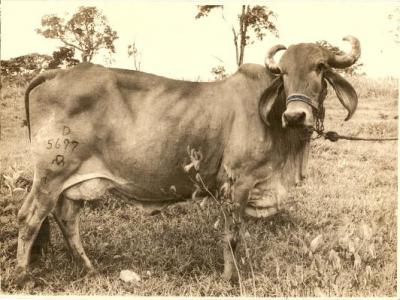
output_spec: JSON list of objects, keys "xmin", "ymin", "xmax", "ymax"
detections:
[
  {"xmin": 53, "ymin": 196, "xmax": 94, "ymax": 273},
  {"xmin": 222, "ymin": 212, "xmax": 240, "ymax": 282},
  {"xmin": 222, "ymin": 184, "xmax": 249, "ymax": 283}
]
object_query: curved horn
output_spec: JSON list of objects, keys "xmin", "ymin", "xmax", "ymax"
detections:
[
  {"xmin": 265, "ymin": 44, "xmax": 286, "ymax": 74},
  {"xmin": 327, "ymin": 35, "xmax": 361, "ymax": 69}
]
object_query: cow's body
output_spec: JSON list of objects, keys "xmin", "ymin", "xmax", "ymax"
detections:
[
  {"xmin": 17, "ymin": 62, "xmax": 296, "ymax": 284},
  {"xmin": 27, "ymin": 63, "xmax": 295, "ymax": 211},
  {"xmin": 16, "ymin": 37, "xmax": 360, "ymax": 286}
]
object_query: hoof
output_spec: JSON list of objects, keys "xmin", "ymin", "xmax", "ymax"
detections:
[
  {"xmin": 222, "ymin": 270, "xmax": 231, "ymax": 282},
  {"xmin": 85, "ymin": 267, "xmax": 97, "ymax": 277},
  {"xmin": 72, "ymin": 267, "xmax": 97, "ymax": 284},
  {"xmin": 14, "ymin": 269, "xmax": 33, "ymax": 289},
  {"xmin": 222, "ymin": 270, "xmax": 239, "ymax": 285}
]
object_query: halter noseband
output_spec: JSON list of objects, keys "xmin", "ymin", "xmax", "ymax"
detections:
[
  {"xmin": 286, "ymin": 92, "xmax": 326, "ymax": 135},
  {"xmin": 286, "ymin": 94, "xmax": 319, "ymax": 111}
]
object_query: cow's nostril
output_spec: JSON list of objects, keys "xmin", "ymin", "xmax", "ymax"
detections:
[
  {"xmin": 297, "ymin": 111, "xmax": 306, "ymax": 123},
  {"xmin": 284, "ymin": 111, "xmax": 306, "ymax": 126}
]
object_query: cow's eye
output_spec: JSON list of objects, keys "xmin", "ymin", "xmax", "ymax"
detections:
[{"xmin": 316, "ymin": 62, "xmax": 327, "ymax": 73}]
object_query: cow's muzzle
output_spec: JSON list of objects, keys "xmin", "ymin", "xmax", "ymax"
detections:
[{"xmin": 282, "ymin": 94, "xmax": 317, "ymax": 128}]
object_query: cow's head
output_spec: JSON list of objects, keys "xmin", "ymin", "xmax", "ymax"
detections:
[{"xmin": 260, "ymin": 36, "xmax": 360, "ymax": 130}]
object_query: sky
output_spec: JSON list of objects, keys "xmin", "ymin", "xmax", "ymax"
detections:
[{"xmin": 1, "ymin": 1, "xmax": 399, "ymax": 80}]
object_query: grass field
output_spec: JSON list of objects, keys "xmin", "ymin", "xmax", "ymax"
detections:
[{"xmin": 0, "ymin": 75, "xmax": 398, "ymax": 296}]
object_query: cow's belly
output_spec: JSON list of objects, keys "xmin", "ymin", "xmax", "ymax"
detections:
[
  {"xmin": 94, "ymin": 114, "xmax": 226, "ymax": 200},
  {"xmin": 61, "ymin": 155, "xmax": 205, "ymax": 202},
  {"xmin": 62, "ymin": 122, "xmax": 225, "ymax": 202}
]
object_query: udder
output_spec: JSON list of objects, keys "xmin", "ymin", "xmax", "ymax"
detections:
[
  {"xmin": 62, "ymin": 177, "xmax": 184, "ymax": 215},
  {"xmin": 63, "ymin": 178, "xmax": 114, "ymax": 200}
]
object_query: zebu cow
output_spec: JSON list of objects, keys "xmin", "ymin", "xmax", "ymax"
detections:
[{"xmin": 16, "ymin": 36, "xmax": 360, "ymax": 285}]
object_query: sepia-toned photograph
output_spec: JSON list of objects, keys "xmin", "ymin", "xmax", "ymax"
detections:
[{"xmin": 0, "ymin": 1, "xmax": 398, "ymax": 297}]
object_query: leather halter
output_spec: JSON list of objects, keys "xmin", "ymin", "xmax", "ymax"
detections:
[{"xmin": 286, "ymin": 94, "xmax": 319, "ymax": 111}]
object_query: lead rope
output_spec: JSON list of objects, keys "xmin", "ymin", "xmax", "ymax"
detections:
[
  {"xmin": 312, "ymin": 106, "xmax": 398, "ymax": 142},
  {"xmin": 287, "ymin": 92, "xmax": 397, "ymax": 142},
  {"xmin": 314, "ymin": 129, "xmax": 398, "ymax": 142},
  {"xmin": 312, "ymin": 99, "xmax": 325, "ymax": 140}
]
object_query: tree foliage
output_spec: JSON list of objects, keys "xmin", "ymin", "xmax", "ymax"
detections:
[
  {"xmin": 1, "ymin": 53, "xmax": 52, "ymax": 79},
  {"xmin": 195, "ymin": 5, "xmax": 223, "ymax": 19},
  {"xmin": 36, "ymin": 6, "xmax": 118, "ymax": 62},
  {"xmin": 316, "ymin": 40, "xmax": 364, "ymax": 76},
  {"xmin": 211, "ymin": 65, "xmax": 227, "ymax": 80},
  {"xmin": 48, "ymin": 47, "xmax": 80, "ymax": 69},
  {"xmin": 196, "ymin": 5, "xmax": 278, "ymax": 67},
  {"xmin": 1, "ymin": 48, "xmax": 80, "ymax": 84}
]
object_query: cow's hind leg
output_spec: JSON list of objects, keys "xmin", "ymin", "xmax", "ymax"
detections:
[
  {"xmin": 52, "ymin": 196, "xmax": 94, "ymax": 273},
  {"xmin": 18, "ymin": 190, "xmax": 50, "ymax": 262},
  {"xmin": 16, "ymin": 185, "xmax": 60, "ymax": 286},
  {"xmin": 16, "ymin": 150, "xmax": 82, "ymax": 286}
]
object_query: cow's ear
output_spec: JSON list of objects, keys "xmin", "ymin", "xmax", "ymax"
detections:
[
  {"xmin": 259, "ymin": 76, "xmax": 283, "ymax": 126},
  {"xmin": 324, "ymin": 69, "xmax": 358, "ymax": 121}
]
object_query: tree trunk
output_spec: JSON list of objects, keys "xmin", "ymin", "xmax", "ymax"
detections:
[
  {"xmin": 238, "ymin": 5, "xmax": 249, "ymax": 67},
  {"xmin": 232, "ymin": 27, "xmax": 239, "ymax": 67},
  {"xmin": 81, "ymin": 52, "xmax": 89, "ymax": 62}
]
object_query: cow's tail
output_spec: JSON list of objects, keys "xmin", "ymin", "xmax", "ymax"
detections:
[
  {"xmin": 25, "ymin": 69, "xmax": 61, "ymax": 141},
  {"xmin": 24, "ymin": 70, "xmax": 60, "ymax": 259}
]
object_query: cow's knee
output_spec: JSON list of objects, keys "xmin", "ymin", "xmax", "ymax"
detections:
[
  {"xmin": 17, "ymin": 208, "xmax": 28, "ymax": 227},
  {"xmin": 19, "ymin": 203, "xmax": 42, "ymax": 231}
]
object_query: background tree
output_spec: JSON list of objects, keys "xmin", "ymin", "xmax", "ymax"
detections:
[
  {"xmin": 36, "ymin": 6, "xmax": 118, "ymax": 63},
  {"xmin": 1, "ymin": 48, "xmax": 79, "ymax": 84},
  {"xmin": 127, "ymin": 42, "xmax": 142, "ymax": 71},
  {"xmin": 196, "ymin": 5, "xmax": 278, "ymax": 67},
  {"xmin": 316, "ymin": 40, "xmax": 364, "ymax": 76},
  {"xmin": 1, "ymin": 53, "xmax": 52, "ymax": 80},
  {"xmin": 211, "ymin": 65, "xmax": 227, "ymax": 80},
  {"xmin": 48, "ymin": 47, "xmax": 80, "ymax": 69}
]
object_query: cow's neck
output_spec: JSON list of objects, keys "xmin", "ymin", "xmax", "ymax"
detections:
[
  {"xmin": 266, "ymin": 93, "xmax": 311, "ymax": 187},
  {"xmin": 225, "ymin": 66, "xmax": 311, "ymax": 187}
]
